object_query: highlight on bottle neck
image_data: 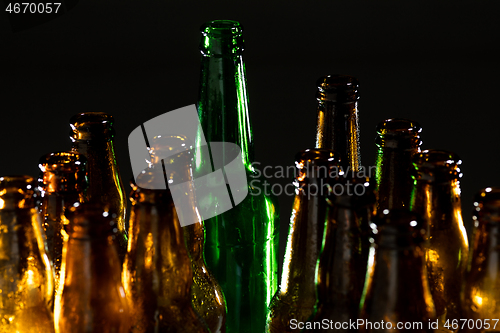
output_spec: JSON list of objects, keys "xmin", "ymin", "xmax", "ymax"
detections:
[
  {"xmin": 326, "ymin": 175, "xmax": 375, "ymax": 208},
  {"xmin": 294, "ymin": 149, "xmax": 341, "ymax": 183},
  {"xmin": 316, "ymin": 74, "xmax": 359, "ymax": 103},
  {"xmin": 69, "ymin": 112, "xmax": 115, "ymax": 141},
  {"xmin": 0, "ymin": 175, "xmax": 38, "ymax": 210},
  {"xmin": 199, "ymin": 20, "xmax": 244, "ymax": 57},
  {"xmin": 375, "ymin": 118, "xmax": 422, "ymax": 150},
  {"xmin": 412, "ymin": 149, "xmax": 462, "ymax": 183},
  {"xmin": 38, "ymin": 151, "xmax": 88, "ymax": 193},
  {"xmin": 473, "ymin": 187, "xmax": 500, "ymax": 227},
  {"xmin": 371, "ymin": 209, "xmax": 426, "ymax": 249}
]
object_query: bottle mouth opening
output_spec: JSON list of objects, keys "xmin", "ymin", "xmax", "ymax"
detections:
[
  {"xmin": 0, "ymin": 175, "xmax": 37, "ymax": 209},
  {"xmin": 376, "ymin": 118, "xmax": 422, "ymax": 137},
  {"xmin": 39, "ymin": 152, "xmax": 87, "ymax": 171},
  {"xmin": 201, "ymin": 20, "xmax": 243, "ymax": 37},
  {"xmin": 316, "ymin": 75, "xmax": 360, "ymax": 102},
  {"xmin": 69, "ymin": 112, "xmax": 114, "ymax": 131}
]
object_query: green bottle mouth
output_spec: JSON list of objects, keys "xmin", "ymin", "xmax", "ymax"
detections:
[{"xmin": 199, "ymin": 20, "xmax": 244, "ymax": 57}]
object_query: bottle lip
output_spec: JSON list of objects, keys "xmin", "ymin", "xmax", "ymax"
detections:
[
  {"xmin": 316, "ymin": 74, "xmax": 360, "ymax": 103},
  {"xmin": 412, "ymin": 149, "xmax": 462, "ymax": 182},
  {"xmin": 199, "ymin": 20, "xmax": 244, "ymax": 57},
  {"xmin": 0, "ymin": 175, "xmax": 37, "ymax": 209},
  {"xmin": 371, "ymin": 209, "xmax": 426, "ymax": 247},
  {"xmin": 65, "ymin": 202, "xmax": 118, "ymax": 238},
  {"xmin": 375, "ymin": 118, "xmax": 422, "ymax": 150},
  {"xmin": 69, "ymin": 112, "xmax": 115, "ymax": 141},
  {"xmin": 200, "ymin": 20, "xmax": 243, "ymax": 37},
  {"xmin": 38, "ymin": 152, "xmax": 88, "ymax": 193},
  {"xmin": 473, "ymin": 187, "xmax": 500, "ymax": 223}
]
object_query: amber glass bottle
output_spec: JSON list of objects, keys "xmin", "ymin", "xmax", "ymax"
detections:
[
  {"xmin": 410, "ymin": 150, "xmax": 468, "ymax": 331},
  {"xmin": 147, "ymin": 134, "xmax": 226, "ymax": 333},
  {"xmin": 462, "ymin": 187, "xmax": 500, "ymax": 333},
  {"xmin": 0, "ymin": 175, "xmax": 55, "ymax": 332},
  {"xmin": 69, "ymin": 112, "xmax": 128, "ymax": 261},
  {"xmin": 55, "ymin": 203, "xmax": 129, "ymax": 333},
  {"xmin": 38, "ymin": 151, "xmax": 87, "ymax": 294},
  {"xmin": 359, "ymin": 210, "xmax": 436, "ymax": 333},
  {"xmin": 309, "ymin": 176, "xmax": 375, "ymax": 332},
  {"xmin": 375, "ymin": 118, "xmax": 422, "ymax": 212},
  {"xmin": 122, "ymin": 166, "xmax": 210, "ymax": 333},
  {"xmin": 315, "ymin": 74, "xmax": 361, "ymax": 172},
  {"xmin": 267, "ymin": 149, "xmax": 340, "ymax": 333}
]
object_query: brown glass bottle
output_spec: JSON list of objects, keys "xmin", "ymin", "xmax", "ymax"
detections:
[
  {"xmin": 0, "ymin": 176, "xmax": 55, "ymax": 332},
  {"xmin": 38, "ymin": 151, "xmax": 87, "ymax": 295},
  {"xmin": 55, "ymin": 203, "xmax": 129, "ymax": 333},
  {"xmin": 122, "ymin": 166, "xmax": 210, "ymax": 333},
  {"xmin": 375, "ymin": 118, "xmax": 422, "ymax": 212},
  {"xmin": 307, "ymin": 176, "xmax": 375, "ymax": 332},
  {"xmin": 315, "ymin": 75, "xmax": 361, "ymax": 173},
  {"xmin": 267, "ymin": 149, "xmax": 340, "ymax": 333},
  {"xmin": 359, "ymin": 210, "xmax": 436, "ymax": 333},
  {"xmin": 69, "ymin": 112, "xmax": 128, "ymax": 261},
  {"xmin": 147, "ymin": 134, "xmax": 226, "ymax": 333},
  {"xmin": 462, "ymin": 187, "xmax": 500, "ymax": 333},
  {"xmin": 410, "ymin": 150, "xmax": 468, "ymax": 331}
]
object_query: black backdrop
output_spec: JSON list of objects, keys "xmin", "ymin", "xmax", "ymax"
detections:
[{"xmin": 1, "ymin": 0, "xmax": 500, "ymax": 276}]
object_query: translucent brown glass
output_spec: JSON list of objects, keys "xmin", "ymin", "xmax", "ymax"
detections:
[
  {"xmin": 147, "ymin": 134, "xmax": 226, "ymax": 333},
  {"xmin": 359, "ymin": 210, "xmax": 436, "ymax": 333},
  {"xmin": 69, "ymin": 112, "xmax": 128, "ymax": 261},
  {"xmin": 122, "ymin": 170, "xmax": 210, "ymax": 333},
  {"xmin": 38, "ymin": 151, "xmax": 87, "ymax": 297},
  {"xmin": 462, "ymin": 187, "xmax": 500, "ymax": 333},
  {"xmin": 267, "ymin": 149, "xmax": 340, "ymax": 333},
  {"xmin": 375, "ymin": 118, "xmax": 422, "ymax": 212},
  {"xmin": 309, "ymin": 176, "xmax": 375, "ymax": 332},
  {"xmin": 410, "ymin": 150, "xmax": 468, "ymax": 331},
  {"xmin": 55, "ymin": 203, "xmax": 129, "ymax": 333},
  {"xmin": 0, "ymin": 176, "xmax": 55, "ymax": 332},
  {"xmin": 315, "ymin": 74, "xmax": 361, "ymax": 172}
]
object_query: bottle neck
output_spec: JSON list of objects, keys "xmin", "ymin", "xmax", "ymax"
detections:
[
  {"xmin": 128, "ymin": 189, "xmax": 193, "ymax": 298},
  {"xmin": 197, "ymin": 54, "xmax": 254, "ymax": 172},
  {"xmin": 280, "ymin": 178, "xmax": 328, "ymax": 297},
  {"xmin": 375, "ymin": 145, "xmax": 419, "ymax": 211},
  {"xmin": 361, "ymin": 240, "xmax": 435, "ymax": 324},
  {"xmin": 411, "ymin": 178, "xmax": 464, "ymax": 231},
  {"xmin": 318, "ymin": 204, "xmax": 365, "ymax": 305},
  {"xmin": 315, "ymin": 100, "xmax": 360, "ymax": 172}
]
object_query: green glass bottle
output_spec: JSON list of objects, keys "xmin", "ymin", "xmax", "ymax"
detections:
[{"xmin": 196, "ymin": 20, "xmax": 279, "ymax": 333}]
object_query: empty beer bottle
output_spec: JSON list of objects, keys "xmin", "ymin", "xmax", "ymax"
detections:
[
  {"xmin": 122, "ymin": 165, "xmax": 210, "ymax": 333},
  {"xmin": 308, "ymin": 176, "xmax": 375, "ymax": 332},
  {"xmin": 315, "ymin": 74, "xmax": 361, "ymax": 173},
  {"xmin": 411, "ymin": 150, "xmax": 468, "ymax": 331},
  {"xmin": 375, "ymin": 118, "xmax": 422, "ymax": 212},
  {"xmin": 0, "ymin": 176, "xmax": 55, "ymax": 333},
  {"xmin": 55, "ymin": 203, "xmax": 129, "ymax": 333},
  {"xmin": 267, "ymin": 149, "xmax": 340, "ymax": 333},
  {"xmin": 69, "ymin": 112, "xmax": 128, "ymax": 261},
  {"xmin": 197, "ymin": 20, "xmax": 279, "ymax": 333},
  {"xmin": 359, "ymin": 210, "xmax": 436, "ymax": 333},
  {"xmin": 147, "ymin": 134, "xmax": 226, "ymax": 333},
  {"xmin": 38, "ymin": 151, "xmax": 87, "ymax": 295},
  {"xmin": 462, "ymin": 187, "xmax": 500, "ymax": 333}
]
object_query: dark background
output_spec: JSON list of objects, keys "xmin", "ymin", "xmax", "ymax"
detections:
[{"xmin": 1, "ymin": 0, "xmax": 500, "ymax": 277}]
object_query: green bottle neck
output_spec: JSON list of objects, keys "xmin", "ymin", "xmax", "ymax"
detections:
[{"xmin": 197, "ymin": 52, "xmax": 254, "ymax": 172}]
